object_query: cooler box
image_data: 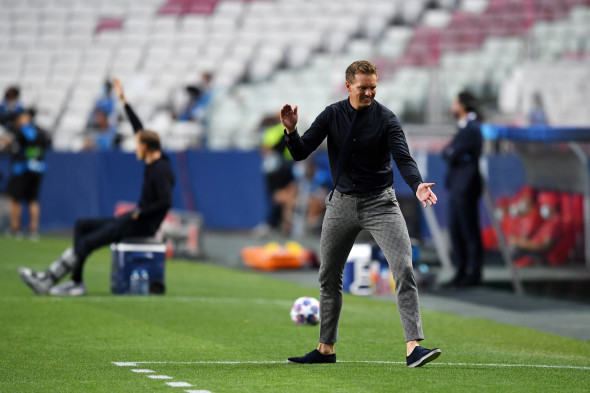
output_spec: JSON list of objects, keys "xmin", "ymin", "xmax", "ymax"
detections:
[
  {"xmin": 111, "ymin": 238, "xmax": 166, "ymax": 295},
  {"xmin": 343, "ymin": 244, "xmax": 372, "ymax": 296},
  {"xmin": 344, "ymin": 243, "xmax": 422, "ymax": 296}
]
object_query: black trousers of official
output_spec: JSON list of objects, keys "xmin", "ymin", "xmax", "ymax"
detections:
[
  {"xmin": 71, "ymin": 214, "xmax": 153, "ymax": 283},
  {"xmin": 448, "ymin": 193, "xmax": 483, "ymax": 281}
]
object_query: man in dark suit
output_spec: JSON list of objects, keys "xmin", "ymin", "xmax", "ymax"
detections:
[{"xmin": 443, "ymin": 91, "xmax": 483, "ymax": 287}]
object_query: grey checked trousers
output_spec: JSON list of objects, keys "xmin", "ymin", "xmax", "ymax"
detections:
[{"xmin": 319, "ymin": 188, "xmax": 425, "ymax": 343}]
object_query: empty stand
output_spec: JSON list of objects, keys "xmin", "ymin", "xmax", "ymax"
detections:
[{"xmin": 0, "ymin": 0, "xmax": 588, "ymax": 151}]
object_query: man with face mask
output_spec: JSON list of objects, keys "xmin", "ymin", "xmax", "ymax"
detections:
[
  {"xmin": 508, "ymin": 186, "xmax": 543, "ymax": 246},
  {"xmin": 18, "ymin": 78, "xmax": 175, "ymax": 296},
  {"xmin": 511, "ymin": 192, "xmax": 562, "ymax": 267},
  {"xmin": 442, "ymin": 91, "xmax": 483, "ymax": 287}
]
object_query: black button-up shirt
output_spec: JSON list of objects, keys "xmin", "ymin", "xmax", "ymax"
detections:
[{"xmin": 284, "ymin": 98, "xmax": 423, "ymax": 195}]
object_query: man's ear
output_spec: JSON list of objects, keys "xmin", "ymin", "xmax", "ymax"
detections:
[{"xmin": 345, "ymin": 81, "xmax": 351, "ymax": 92}]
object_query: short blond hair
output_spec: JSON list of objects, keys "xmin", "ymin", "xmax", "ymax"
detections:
[{"xmin": 345, "ymin": 60, "xmax": 378, "ymax": 84}]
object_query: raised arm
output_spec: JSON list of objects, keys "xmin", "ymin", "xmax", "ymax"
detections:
[
  {"xmin": 280, "ymin": 104, "xmax": 298, "ymax": 134},
  {"xmin": 113, "ymin": 78, "xmax": 144, "ymax": 133},
  {"xmin": 281, "ymin": 104, "xmax": 329, "ymax": 161}
]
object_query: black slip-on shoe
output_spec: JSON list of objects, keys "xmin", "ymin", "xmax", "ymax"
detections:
[
  {"xmin": 406, "ymin": 346, "xmax": 441, "ymax": 368},
  {"xmin": 287, "ymin": 349, "xmax": 336, "ymax": 364}
]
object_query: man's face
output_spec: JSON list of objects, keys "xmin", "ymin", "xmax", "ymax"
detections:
[
  {"xmin": 346, "ymin": 73, "xmax": 377, "ymax": 110},
  {"xmin": 135, "ymin": 135, "xmax": 146, "ymax": 161},
  {"xmin": 95, "ymin": 111, "xmax": 108, "ymax": 129},
  {"xmin": 450, "ymin": 98, "xmax": 466, "ymax": 119},
  {"xmin": 16, "ymin": 113, "xmax": 31, "ymax": 128}
]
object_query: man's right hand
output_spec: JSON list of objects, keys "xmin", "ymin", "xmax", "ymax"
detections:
[
  {"xmin": 113, "ymin": 78, "xmax": 126, "ymax": 104},
  {"xmin": 280, "ymin": 104, "xmax": 298, "ymax": 134}
]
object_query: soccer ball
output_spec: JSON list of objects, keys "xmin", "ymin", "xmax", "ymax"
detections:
[{"xmin": 290, "ymin": 296, "xmax": 320, "ymax": 325}]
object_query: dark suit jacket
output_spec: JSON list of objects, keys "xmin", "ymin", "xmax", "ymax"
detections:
[{"xmin": 443, "ymin": 115, "xmax": 483, "ymax": 196}]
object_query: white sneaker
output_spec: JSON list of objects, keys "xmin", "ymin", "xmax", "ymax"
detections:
[
  {"xmin": 49, "ymin": 280, "xmax": 87, "ymax": 296},
  {"xmin": 28, "ymin": 231, "xmax": 40, "ymax": 242},
  {"xmin": 19, "ymin": 267, "xmax": 52, "ymax": 295}
]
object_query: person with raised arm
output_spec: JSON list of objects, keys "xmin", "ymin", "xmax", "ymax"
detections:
[{"xmin": 18, "ymin": 79, "xmax": 175, "ymax": 296}]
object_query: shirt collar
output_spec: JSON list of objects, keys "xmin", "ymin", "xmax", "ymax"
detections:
[
  {"xmin": 346, "ymin": 97, "xmax": 374, "ymax": 115},
  {"xmin": 458, "ymin": 111, "xmax": 477, "ymax": 128}
]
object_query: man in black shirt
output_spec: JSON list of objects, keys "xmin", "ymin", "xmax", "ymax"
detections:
[
  {"xmin": 18, "ymin": 78, "xmax": 175, "ymax": 296},
  {"xmin": 282, "ymin": 61, "xmax": 440, "ymax": 367}
]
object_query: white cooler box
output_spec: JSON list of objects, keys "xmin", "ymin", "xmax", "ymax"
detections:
[{"xmin": 111, "ymin": 238, "xmax": 166, "ymax": 295}]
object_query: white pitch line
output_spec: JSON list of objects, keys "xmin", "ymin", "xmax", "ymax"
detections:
[
  {"xmin": 148, "ymin": 375, "xmax": 173, "ymax": 379},
  {"xmin": 113, "ymin": 360, "xmax": 590, "ymax": 371},
  {"xmin": 166, "ymin": 382, "xmax": 192, "ymax": 387},
  {"xmin": 131, "ymin": 369, "xmax": 155, "ymax": 373},
  {"xmin": 343, "ymin": 361, "xmax": 590, "ymax": 371}
]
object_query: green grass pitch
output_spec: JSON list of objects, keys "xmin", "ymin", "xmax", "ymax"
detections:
[{"xmin": 0, "ymin": 236, "xmax": 588, "ymax": 392}]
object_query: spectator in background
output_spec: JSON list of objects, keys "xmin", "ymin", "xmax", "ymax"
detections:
[
  {"xmin": 442, "ymin": 91, "xmax": 484, "ymax": 288},
  {"xmin": 177, "ymin": 85, "xmax": 202, "ymax": 120},
  {"xmin": 2, "ymin": 110, "xmax": 51, "ymax": 240},
  {"xmin": 528, "ymin": 92, "xmax": 549, "ymax": 126},
  {"xmin": 89, "ymin": 80, "xmax": 116, "ymax": 128},
  {"xmin": 507, "ymin": 186, "xmax": 542, "ymax": 244},
  {"xmin": 511, "ymin": 192, "xmax": 562, "ymax": 267},
  {"xmin": 177, "ymin": 73, "xmax": 215, "ymax": 127},
  {"xmin": 253, "ymin": 114, "xmax": 294, "ymax": 237},
  {"xmin": 83, "ymin": 108, "xmax": 119, "ymax": 151},
  {"xmin": 0, "ymin": 86, "xmax": 24, "ymax": 131}
]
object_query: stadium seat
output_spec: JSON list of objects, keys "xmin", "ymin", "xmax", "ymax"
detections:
[{"xmin": 1, "ymin": 0, "xmax": 589, "ymax": 150}]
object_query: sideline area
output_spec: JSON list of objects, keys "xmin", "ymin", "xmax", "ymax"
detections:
[{"xmin": 202, "ymin": 230, "xmax": 590, "ymax": 342}]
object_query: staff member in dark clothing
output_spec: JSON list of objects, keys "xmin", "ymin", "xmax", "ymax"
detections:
[
  {"xmin": 442, "ymin": 91, "xmax": 484, "ymax": 287},
  {"xmin": 281, "ymin": 60, "xmax": 440, "ymax": 368},
  {"xmin": 4, "ymin": 111, "xmax": 51, "ymax": 240},
  {"xmin": 18, "ymin": 78, "xmax": 175, "ymax": 296}
]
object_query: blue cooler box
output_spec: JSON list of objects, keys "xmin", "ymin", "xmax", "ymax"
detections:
[{"xmin": 111, "ymin": 238, "xmax": 166, "ymax": 294}]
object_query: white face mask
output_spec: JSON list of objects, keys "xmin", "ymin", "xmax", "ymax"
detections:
[
  {"xmin": 509, "ymin": 205, "xmax": 519, "ymax": 217},
  {"xmin": 494, "ymin": 208, "xmax": 504, "ymax": 221},
  {"xmin": 539, "ymin": 205, "xmax": 551, "ymax": 219}
]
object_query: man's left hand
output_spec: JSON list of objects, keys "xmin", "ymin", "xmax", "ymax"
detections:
[{"xmin": 416, "ymin": 183, "xmax": 437, "ymax": 208}]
